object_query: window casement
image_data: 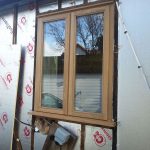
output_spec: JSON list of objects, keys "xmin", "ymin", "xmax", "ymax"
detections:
[{"xmin": 32, "ymin": 2, "xmax": 115, "ymax": 127}]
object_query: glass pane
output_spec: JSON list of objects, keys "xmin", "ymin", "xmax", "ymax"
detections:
[
  {"xmin": 75, "ymin": 13, "xmax": 104, "ymax": 113},
  {"xmin": 88, "ymin": 0, "xmax": 103, "ymax": 3},
  {"xmin": 39, "ymin": 0, "xmax": 58, "ymax": 13},
  {"xmin": 62, "ymin": 0, "xmax": 83, "ymax": 8},
  {"xmin": 42, "ymin": 19, "xmax": 65, "ymax": 109}
]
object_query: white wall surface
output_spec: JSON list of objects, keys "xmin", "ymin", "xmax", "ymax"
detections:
[{"xmin": 118, "ymin": 0, "xmax": 150, "ymax": 150}]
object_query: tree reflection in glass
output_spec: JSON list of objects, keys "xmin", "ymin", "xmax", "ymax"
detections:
[
  {"xmin": 75, "ymin": 13, "xmax": 104, "ymax": 113},
  {"xmin": 41, "ymin": 19, "xmax": 65, "ymax": 109}
]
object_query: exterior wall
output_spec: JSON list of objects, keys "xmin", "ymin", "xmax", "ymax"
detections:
[
  {"xmin": 1, "ymin": 0, "xmax": 149, "ymax": 149},
  {"xmin": 118, "ymin": 0, "xmax": 150, "ymax": 150},
  {"xmin": 0, "ymin": 1, "xmax": 112, "ymax": 150}
]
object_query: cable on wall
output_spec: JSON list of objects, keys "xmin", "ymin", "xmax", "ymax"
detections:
[
  {"xmin": 15, "ymin": 117, "xmax": 35, "ymax": 130},
  {"xmin": 116, "ymin": 1, "xmax": 150, "ymax": 90}
]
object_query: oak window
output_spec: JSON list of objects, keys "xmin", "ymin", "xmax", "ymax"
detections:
[{"xmin": 33, "ymin": 3, "xmax": 114, "ymax": 127}]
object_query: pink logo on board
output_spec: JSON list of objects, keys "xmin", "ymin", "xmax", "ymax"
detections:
[{"xmin": 93, "ymin": 131, "xmax": 106, "ymax": 147}]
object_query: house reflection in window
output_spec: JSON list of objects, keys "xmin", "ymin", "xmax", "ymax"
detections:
[{"xmin": 75, "ymin": 13, "xmax": 104, "ymax": 113}]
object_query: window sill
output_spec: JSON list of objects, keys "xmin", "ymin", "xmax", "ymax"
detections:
[{"xmin": 28, "ymin": 111, "xmax": 116, "ymax": 128}]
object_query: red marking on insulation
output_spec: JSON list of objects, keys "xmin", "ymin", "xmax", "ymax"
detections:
[
  {"xmin": 20, "ymin": 16, "xmax": 26, "ymax": 25},
  {"xmin": 25, "ymin": 84, "xmax": 33, "ymax": 96},
  {"xmin": 101, "ymin": 128, "xmax": 112, "ymax": 140},
  {"xmin": 2, "ymin": 112, "xmax": 8, "ymax": 124},
  {"xmin": 24, "ymin": 126, "xmax": 30, "ymax": 137},
  {"xmin": 27, "ymin": 42, "xmax": 34, "ymax": 53},
  {"xmin": 0, "ymin": 75, "xmax": 8, "ymax": 88},
  {"xmin": 93, "ymin": 131, "xmax": 106, "ymax": 147},
  {"xmin": 6, "ymin": 73, "xmax": 12, "ymax": 83}
]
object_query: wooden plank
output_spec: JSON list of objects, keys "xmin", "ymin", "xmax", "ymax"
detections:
[
  {"xmin": 80, "ymin": 125, "xmax": 85, "ymax": 150},
  {"xmin": 29, "ymin": 111, "xmax": 115, "ymax": 128}
]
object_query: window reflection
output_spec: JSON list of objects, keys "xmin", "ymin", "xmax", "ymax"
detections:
[
  {"xmin": 42, "ymin": 19, "xmax": 65, "ymax": 109},
  {"xmin": 62, "ymin": 0, "xmax": 83, "ymax": 8},
  {"xmin": 39, "ymin": 0, "xmax": 58, "ymax": 13},
  {"xmin": 88, "ymin": 0, "xmax": 101, "ymax": 3},
  {"xmin": 75, "ymin": 13, "xmax": 104, "ymax": 113}
]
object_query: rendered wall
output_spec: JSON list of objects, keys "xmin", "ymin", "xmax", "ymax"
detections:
[{"xmin": 117, "ymin": 0, "xmax": 150, "ymax": 150}]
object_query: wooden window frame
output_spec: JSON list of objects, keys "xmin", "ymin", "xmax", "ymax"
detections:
[
  {"xmin": 34, "ymin": 13, "xmax": 70, "ymax": 115},
  {"xmin": 69, "ymin": 5, "xmax": 110, "ymax": 121},
  {"xmin": 31, "ymin": 2, "xmax": 115, "ymax": 128}
]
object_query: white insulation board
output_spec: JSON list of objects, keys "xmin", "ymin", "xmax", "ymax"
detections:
[{"xmin": 0, "ymin": 45, "xmax": 21, "ymax": 150}]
